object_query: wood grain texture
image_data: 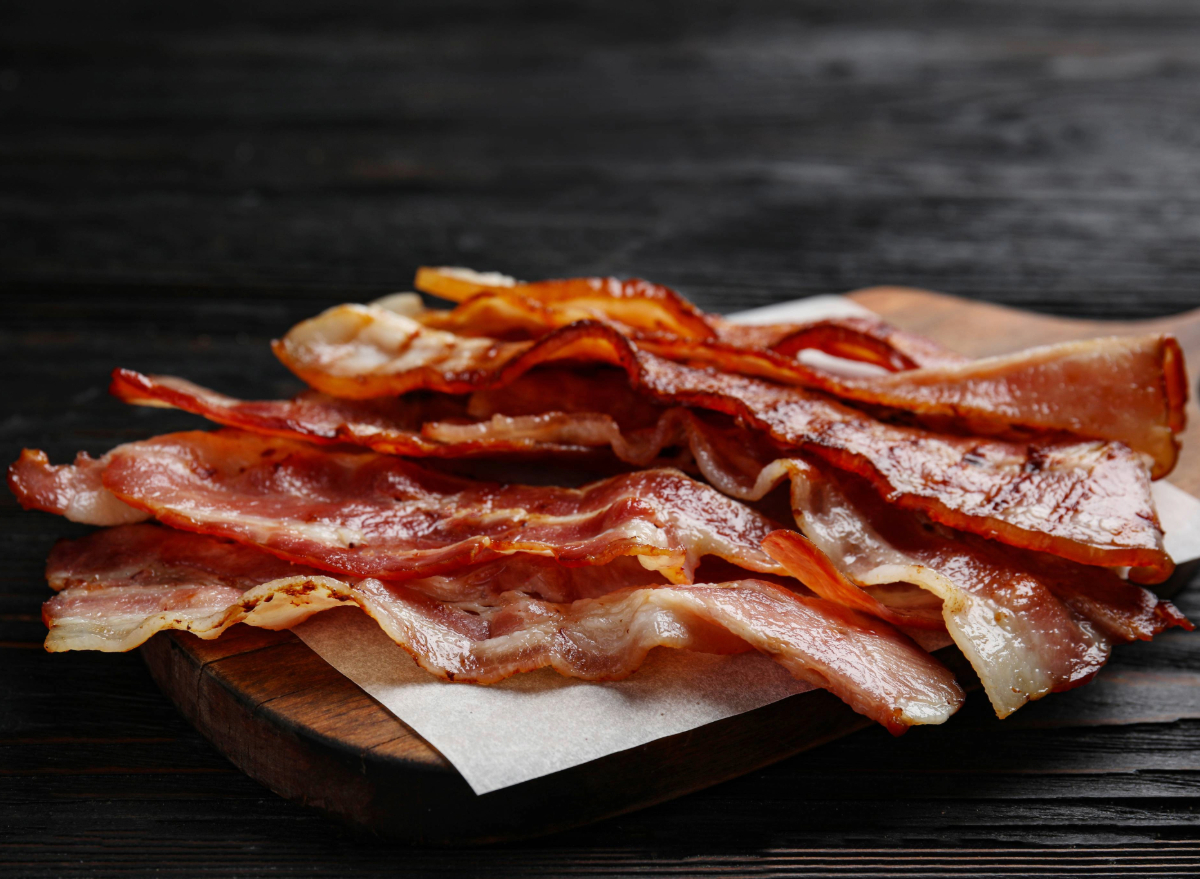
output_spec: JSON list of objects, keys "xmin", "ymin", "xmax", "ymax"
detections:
[
  {"xmin": 134, "ymin": 287, "xmax": 1200, "ymax": 845},
  {"xmin": 5, "ymin": 0, "xmax": 1200, "ymax": 874}
]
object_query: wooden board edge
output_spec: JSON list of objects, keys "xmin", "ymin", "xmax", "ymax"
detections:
[{"xmin": 143, "ymin": 630, "xmax": 981, "ymax": 844}]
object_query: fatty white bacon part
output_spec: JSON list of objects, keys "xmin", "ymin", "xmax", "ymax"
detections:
[
  {"xmin": 10, "ymin": 429, "xmax": 786, "ymax": 585},
  {"xmin": 272, "ymin": 305, "xmax": 1171, "ymax": 579},
  {"xmin": 43, "ymin": 524, "xmax": 964, "ymax": 733}
]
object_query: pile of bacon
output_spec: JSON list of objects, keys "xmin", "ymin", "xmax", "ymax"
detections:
[{"xmin": 8, "ymin": 267, "xmax": 1194, "ymax": 735}]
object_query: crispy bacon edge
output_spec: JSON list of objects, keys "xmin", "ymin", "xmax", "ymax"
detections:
[
  {"xmin": 412, "ymin": 265, "xmax": 966, "ymax": 369},
  {"xmin": 407, "ymin": 271, "xmax": 1185, "ymax": 475}
]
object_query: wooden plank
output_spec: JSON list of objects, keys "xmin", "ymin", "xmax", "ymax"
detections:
[{"xmin": 6, "ymin": 3, "xmax": 1200, "ymax": 320}]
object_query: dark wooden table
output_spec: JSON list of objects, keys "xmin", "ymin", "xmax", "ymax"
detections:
[{"xmin": 4, "ymin": 2, "xmax": 1200, "ymax": 875}]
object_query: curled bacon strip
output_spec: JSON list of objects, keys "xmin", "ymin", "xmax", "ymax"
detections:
[
  {"xmin": 415, "ymin": 268, "xmax": 719, "ymax": 341},
  {"xmin": 109, "ymin": 369, "xmax": 634, "ymax": 459},
  {"xmin": 823, "ymin": 335, "xmax": 1187, "ymax": 479},
  {"xmin": 110, "ymin": 368, "xmax": 694, "ymax": 464},
  {"xmin": 410, "ymin": 269, "xmax": 1185, "ymax": 473},
  {"xmin": 11, "ymin": 429, "xmax": 786, "ymax": 585},
  {"xmin": 7, "ymin": 449, "xmax": 150, "ymax": 525},
  {"xmin": 754, "ymin": 462, "xmax": 1191, "ymax": 717},
  {"xmin": 413, "ymin": 266, "xmax": 961, "ymax": 369},
  {"xmin": 273, "ymin": 306, "xmax": 1171, "ymax": 578},
  {"xmin": 43, "ymin": 524, "xmax": 963, "ymax": 732}
]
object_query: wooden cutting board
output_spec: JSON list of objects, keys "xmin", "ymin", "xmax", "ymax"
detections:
[{"xmin": 140, "ymin": 287, "xmax": 1200, "ymax": 844}]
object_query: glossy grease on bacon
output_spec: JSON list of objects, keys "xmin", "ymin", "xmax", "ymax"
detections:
[
  {"xmin": 410, "ymin": 268, "xmax": 1185, "ymax": 473},
  {"xmin": 13, "ymin": 429, "xmax": 786, "ymax": 584},
  {"xmin": 43, "ymin": 524, "xmax": 963, "ymax": 732},
  {"xmin": 274, "ymin": 307, "xmax": 1171, "ymax": 578}
]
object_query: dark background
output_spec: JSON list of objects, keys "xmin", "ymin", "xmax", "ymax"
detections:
[{"xmin": 3, "ymin": 1, "xmax": 1200, "ymax": 876}]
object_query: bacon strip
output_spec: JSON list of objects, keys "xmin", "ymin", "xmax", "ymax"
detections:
[
  {"xmin": 752, "ymin": 460, "xmax": 1191, "ymax": 717},
  {"xmin": 413, "ymin": 266, "xmax": 962, "ymax": 369},
  {"xmin": 668, "ymin": 423, "xmax": 1191, "ymax": 716},
  {"xmin": 45, "ymin": 520, "xmax": 672, "ymax": 603},
  {"xmin": 414, "ymin": 269, "xmax": 718, "ymax": 342},
  {"xmin": 110, "ymin": 368, "xmax": 695, "ymax": 465},
  {"xmin": 273, "ymin": 307, "xmax": 1170, "ymax": 578},
  {"xmin": 7, "ymin": 448, "xmax": 151, "ymax": 525},
  {"xmin": 108, "ymin": 369, "xmax": 593, "ymax": 458},
  {"xmin": 821, "ymin": 335, "xmax": 1186, "ymax": 479},
  {"xmin": 11, "ymin": 429, "xmax": 787, "ymax": 584},
  {"xmin": 43, "ymin": 524, "xmax": 963, "ymax": 732},
  {"xmin": 410, "ymin": 272, "xmax": 1185, "ymax": 475}
]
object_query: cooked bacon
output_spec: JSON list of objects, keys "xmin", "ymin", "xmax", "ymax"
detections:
[
  {"xmin": 412, "ymin": 266, "xmax": 963, "ymax": 369},
  {"xmin": 12, "ymin": 429, "xmax": 787, "ymax": 584},
  {"xmin": 110, "ymin": 368, "xmax": 698, "ymax": 467},
  {"xmin": 754, "ymin": 460, "xmax": 1191, "ymax": 717},
  {"xmin": 821, "ymin": 335, "xmax": 1186, "ymax": 479},
  {"xmin": 414, "ymin": 270, "xmax": 718, "ymax": 341},
  {"xmin": 409, "ymin": 272, "xmax": 1185, "ymax": 474},
  {"xmin": 42, "ymin": 524, "xmax": 964, "ymax": 732},
  {"xmin": 662, "ymin": 420, "xmax": 1192, "ymax": 716},
  {"xmin": 8, "ymin": 448, "xmax": 150, "ymax": 525},
  {"xmin": 671, "ymin": 428, "xmax": 1191, "ymax": 716},
  {"xmin": 413, "ymin": 286, "xmax": 954, "ymax": 372},
  {"xmin": 100, "ymin": 369, "xmax": 1192, "ymax": 716},
  {"xmin": 109, "ymin": 369, "xmax": 600, "ymax": 458},
  {"xmin": 274, "ymin": 307, "xmax": 1171, "ymax": 578},
  {"xmin": 668, "ymin": 332, "xmax": 1184, "ymax": 478},
  {"xmin": 571, "ymin": 405, "xmax": 1189, "ymax": 715}
]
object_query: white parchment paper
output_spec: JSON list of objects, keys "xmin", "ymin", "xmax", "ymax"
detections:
[{"xmin": 293, "ymin": 295, "xmax": 1200, "ymax": 795}]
